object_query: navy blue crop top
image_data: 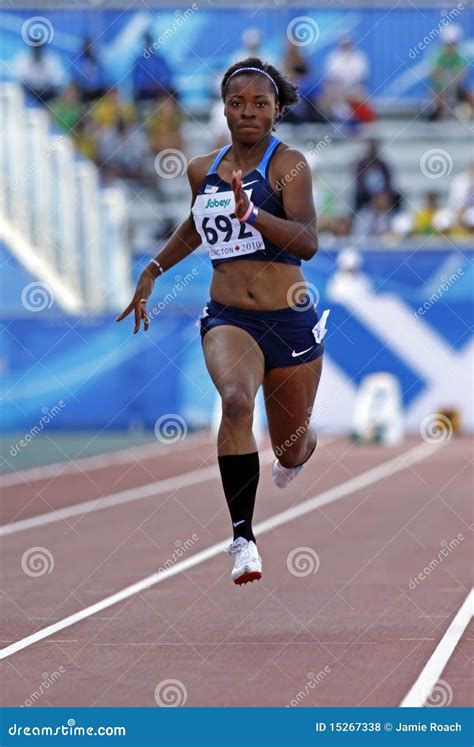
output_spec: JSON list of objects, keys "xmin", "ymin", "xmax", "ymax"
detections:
[{"xmin": 191, "ymin": 135, "xmax": 301, "ymax": 267}]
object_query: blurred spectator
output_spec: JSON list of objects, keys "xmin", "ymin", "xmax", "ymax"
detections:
[
  {"xmin": 429, "ymin": 25, "xmax": 468, "ymax": 121},
  {"xmin": 331, "ymin": 216, "xmax": 353, "ymax": 238},
  {"xmin": 232, "ymin": 28, "xmax": 275, "ymax": 66},
  {"xmin": 432, "ymin": 208, "xmax": 455, "ymax": 237},
  {"xmin": 391, "ymin": 212, "xmax": 414, "ymax": 240},
  {"xmin": 353, "ymin": 192, "xmax": 395, "ymax": 239},
  {"xmin": 208, "ymin": 99, "xmax": 230, "ymax": 149},
  {"xmin": 240, "ymin": 28, "xmax": 262, "ymax": 57},
  {"xmin": 425, "ymin": 165, "xmax": 474, "ymax": 239},
  {"xmin": 459, "ymin": 207, "xmax": 474, "ymax": 236},
  {"xmin": 50, "ymin": 83, "xmax": 83, "ymax": 133},
  {"xmin": 95, "ymin": 114, "xmax": 152, "ymax": 184},
  {"xmin": 13, "ymin": 45, "xmax": 65, "ymax": 102},
  {"xmin": 72, "ymin": 39, "xmax": 107, "ymax": 103},
  {"xmin": 211, "ymin": 29, "xmax": 275, "ymax": 104},
  {"xmin": 413, "ymin": 192, "xmax": 439, "ymax": 236},
  {"xmin": 93, "ymin": 88, "xmax": 136, "ymax": 129},
  {"xmin": 447, "ymin": 161, "xmax": 474, "ymax": 223},
  {"xmin": 318, "ymin": 216, "xmax": 353, "ymax": 243},
  {"xmin": 322, "ymin": 33, "xmax": 374, "ymax": 124},
  {"xmin": 354, "ymin": 140, "xmax": 394, "ymax": 212},
  {"xmin": 73, "ymin": 117, "xmax": 97, "ymax": 161},
  {"xmin": 327, "ymin": 247, "xmax": 372, "ymax": 303},
  {"xmin": 325, "ymin": 33, "xmax": 369, "ymax": 94},
  {"xmin": 147, "ymin": 96, "xmax": 185, "ymax": 155},
  {"xmin": 133, "ymin": 32, "xmax": 173, "ymax": 103},
  {"xmin": 281, "ymin": 40, "xmax": 325, "ymax": 124},
  {"xmin": 282, "ymin": 38, "xmax": 308, "ymax": 80}
]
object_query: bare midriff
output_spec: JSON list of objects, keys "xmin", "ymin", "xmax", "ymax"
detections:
[{"xmin": 209, "ymin": 259, "xmax": 307, "ymax": 310}]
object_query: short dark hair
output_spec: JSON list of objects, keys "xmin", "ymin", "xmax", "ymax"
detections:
[{"xmin": 221, "ymin": 57, "xmax": 299, "ymax": 120}]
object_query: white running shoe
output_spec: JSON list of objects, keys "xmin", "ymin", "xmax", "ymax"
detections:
[
  {"xmin": 226, "ymin": 537, "xmax": 262, "ymax": 585},
  {"xmin": 272, "ymin": 459, "xmax": 304, "ymax": 488},
  {"xmin": 272, "ymin": 430, "xmax": 317, "ymax": 488}
]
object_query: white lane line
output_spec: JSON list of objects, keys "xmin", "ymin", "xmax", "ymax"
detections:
[
  {"xmin": 0, "ymin": 447, "xmax": 277, "ymax": 537},
  {"xmin": 0, "ymin": 430, "xmax": 212, "ymax": 488},
  {"xmin": 400, "ymin": 588, "xmax": 473, "ymax": 707},
  {"xmin": 0, "ymin": 440, "xmax": 442, "ymax": 660},
  {"xmin": 0, "ymin": 438, "xmax": 336, "ymax": 536}
]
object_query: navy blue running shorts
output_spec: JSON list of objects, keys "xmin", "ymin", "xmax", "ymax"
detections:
[{"xmin": 197, "ymin": 298, "xmax": 328, "ymax": 370}]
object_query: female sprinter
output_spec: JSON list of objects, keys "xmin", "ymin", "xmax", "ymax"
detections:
[{"xmin": 117, "ymin": 58, "xmax": 328, "ymax": 586}]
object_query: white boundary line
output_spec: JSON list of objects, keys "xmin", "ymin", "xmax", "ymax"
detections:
[
  {"xmin": 0, "ymin": 440, "xmax": 442, "ymax": 660},
  {"xmin": 400, "ymin": 588, "xmax": 473, "ymax": 707},
  {"xmin": 0, "ymin": 430, "xmax": 213, "ymax": 488}
]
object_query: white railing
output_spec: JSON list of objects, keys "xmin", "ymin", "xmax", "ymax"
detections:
[{"xmin": 0, "ymin": 82, "xmax": 131, "ymax": 313}]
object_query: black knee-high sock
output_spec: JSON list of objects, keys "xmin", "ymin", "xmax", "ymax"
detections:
[{"xmin": 218, "ymin": 452, "xmax": 259, "ymax": 543}]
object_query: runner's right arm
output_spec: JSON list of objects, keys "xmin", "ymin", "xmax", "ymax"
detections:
[
  {"xmin": 144, "ymin": 157, "xmax": 206, "ymax": 278},
  {"xmin": 115, "ymin": 157, "xmax": 206, "ymax": 333}
]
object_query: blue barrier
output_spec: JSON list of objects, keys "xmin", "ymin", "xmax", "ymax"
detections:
[{"xmin": 1, "ymin": 248, "xmax": 472, "ymax": 434}]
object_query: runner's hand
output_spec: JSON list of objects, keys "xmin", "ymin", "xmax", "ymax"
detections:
[
  {"xmin": 231, "ymin": 169, "xmax": 250, "ymax": 220},
  {"xmin": 115, "ymin": 271, "xmax": 155, "ymax": 334}
]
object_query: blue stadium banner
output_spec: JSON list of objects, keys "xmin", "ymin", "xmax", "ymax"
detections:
[{"xmin": 1, "ymin": 707, "xmax": 472, "ymax": 745}]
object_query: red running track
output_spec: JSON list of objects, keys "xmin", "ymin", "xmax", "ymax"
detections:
[{"xmin": 0, "ymin": 434, "xmax": 472, "ymax": 708}]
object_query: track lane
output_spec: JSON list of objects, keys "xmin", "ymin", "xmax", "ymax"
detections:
[{"xmin": 2, "ymin": 437, "xmax": 471, "ymax": 707}]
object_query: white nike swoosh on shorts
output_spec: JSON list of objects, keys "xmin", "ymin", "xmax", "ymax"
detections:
[{"xmin": 291, "ymin": 346, "xmax": 314, "ymax": 357}]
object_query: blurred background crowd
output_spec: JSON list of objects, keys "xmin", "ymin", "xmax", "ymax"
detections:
[{"xmin": 6, "ymin": 19, "xmax": 474, "ymax": 248}]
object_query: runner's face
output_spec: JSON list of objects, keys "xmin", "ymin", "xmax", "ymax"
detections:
[{"xmin": 224, "ymin": 75, "xmax": 279, "ymax": 143}]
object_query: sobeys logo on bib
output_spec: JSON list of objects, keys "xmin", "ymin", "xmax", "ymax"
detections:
[
  {"xmin": 205, "ymin": 197, "xmax": 231, "ymax": 210},
  {"xmin": 192, "ymin": 188, "xmax": 265, "ymax": 261}
]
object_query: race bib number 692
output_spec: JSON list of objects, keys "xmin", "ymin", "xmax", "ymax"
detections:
[{"xmin": 192, "ymin": 189, "xmax": 265, "ymax": 260}]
